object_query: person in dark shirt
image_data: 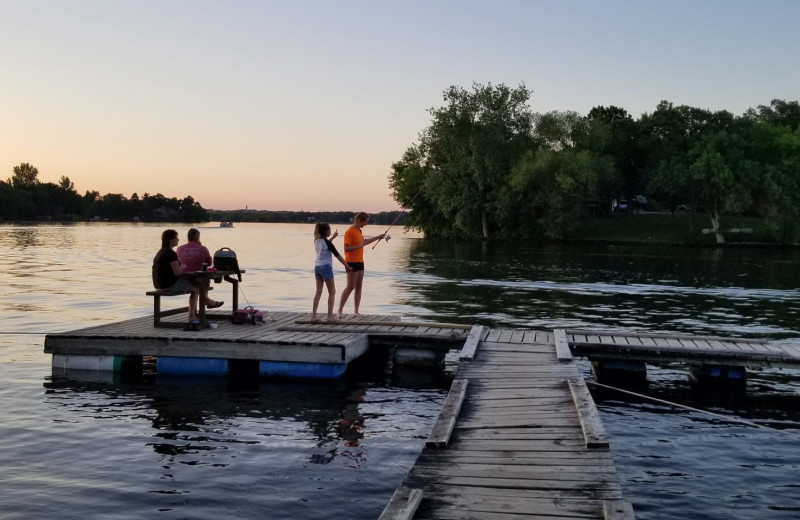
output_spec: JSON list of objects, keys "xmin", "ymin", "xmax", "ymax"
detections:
[{"xmin": 152, "ymin": 229, "xmax": 201, "ymax": 329}]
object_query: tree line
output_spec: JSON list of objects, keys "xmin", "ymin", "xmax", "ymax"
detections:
[
  {"xmin": 1, "ymin": 163, "xmax": 209, "ymax": 222},
  {"xmin": 1, "ymin": 163, "xmax": 406, "ymax": 226},
  {"xmin": 207, "ymin": 208, "xmax": 406, "ymax": 226},
  {"xmin": 389, "ymin": 83, "xmax": 800, "ymax": 243}
]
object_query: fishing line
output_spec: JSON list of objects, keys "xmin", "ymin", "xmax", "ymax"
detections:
[
  {"xmin": 586, "ymin": 380, "xmax": 798, "ymax": 436},
  {"xmin": 372, "ymin": 185, "xmax": 425, "ymax": 249}
]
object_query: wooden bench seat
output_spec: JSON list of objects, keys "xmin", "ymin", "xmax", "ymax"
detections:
[{"xmin": 146, "ymin": 287, "xmax": 212, "ymax": 328}]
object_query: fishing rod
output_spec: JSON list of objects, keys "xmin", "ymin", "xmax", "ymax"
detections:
[{"xmin": 372, "ymin": 186, "xmax": 424, "ymax": 249}]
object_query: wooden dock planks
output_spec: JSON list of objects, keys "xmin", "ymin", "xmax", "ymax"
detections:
[
  {"xmin": 390, "ymin": 329, "xmax": 634, "ymax": 520},
  {"xmin": 44, "ymin": 312, "xmax": 467, "ymax": 366},
  {"xmin": 564, "ymin": 329, "xmax": 800, "ymax": 369}
]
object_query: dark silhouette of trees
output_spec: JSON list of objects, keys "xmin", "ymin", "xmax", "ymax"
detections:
[{"xmin": 0, "ymin": 164, "xmax": 209, "ymax": 222}]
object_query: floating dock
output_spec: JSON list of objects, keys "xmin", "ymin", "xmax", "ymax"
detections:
[{"xmin": 44, "ymin": 311, "xmax": 470, "ymax": 378}]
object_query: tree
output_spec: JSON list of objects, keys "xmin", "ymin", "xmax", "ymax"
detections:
[
  {"xmin": 687, "ymin": 131, "xmax": 750, "ymax": 243},
  {"xmin": 532, "ymin": 110, "xmax": 587, "ymax": 151},
  {"xmin": 388, "ymin": 144, "xmax": 440, "ymax": 235},
  {"xmin": 505, "ymin": 149, "xmax": 613, "ymax": 239},
  {"xmin": 411, "ymin": 82, "xmax": 534, "ymax": 239},
  {"xmin": 752, "ymin": 99, "xmax": 800, "ymax": 131},
  {"xmin": 59, "ymin": 176, "xmax": 75, "ymax": 191},
  {"xmin": 586, "ymin": 106, "xmax": 645, "ymax": 200},
  {"xmin": 641, "ymin": 101, "xmax": 731, "ymax": 212},
  {"xmin": 10, "ymin": 162, "xmax": 39, "ymax": 188}
]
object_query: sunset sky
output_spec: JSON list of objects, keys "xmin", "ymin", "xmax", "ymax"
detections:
[{"xmin": 2, "ymin": 1, "xmax": 798, "ymax": 212}]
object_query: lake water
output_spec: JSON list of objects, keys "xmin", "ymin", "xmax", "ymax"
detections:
[{"xmin": 1, "ymin": 222, "xmax": 799, "ymax": 519}]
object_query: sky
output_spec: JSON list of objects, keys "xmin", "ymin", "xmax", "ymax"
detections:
[{"xmin": 1, "ymin": 1, "xmax": 798, "ymax": 212}]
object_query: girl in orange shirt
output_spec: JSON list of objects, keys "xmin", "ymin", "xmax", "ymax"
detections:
[{"xmin": 337, "ymin": 212, "xmax": 388, "ymax": 317}]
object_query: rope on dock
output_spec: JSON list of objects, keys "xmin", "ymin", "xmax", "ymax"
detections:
[{"xmin": 586, "ymin": 380, "xmax": 799, "ymax": 437}]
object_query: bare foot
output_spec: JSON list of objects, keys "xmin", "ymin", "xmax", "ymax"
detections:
[
  {"xmin": 353, "ymin": 312, "xmax": 362, "ymax": 317},
  {"xmin": 326, "ymin": 316, "xmax": 338, "ymax": 323},
  {"xmin": 337, "ymin": 312, "xmax": 345, "ymax": 319},
  {"xmin": 310, "ymin": 317, "xmax": 320, "ymax": 323}
]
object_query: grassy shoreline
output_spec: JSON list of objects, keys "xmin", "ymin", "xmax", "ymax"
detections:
[{"xmin": 565, "ymin": 213, "xmax": 794, "ymax": 246}]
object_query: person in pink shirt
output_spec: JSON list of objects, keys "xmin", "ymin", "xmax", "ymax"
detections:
[{"xmin": 177, "ymin": 228, "xmax": 224, "ymax": 309}]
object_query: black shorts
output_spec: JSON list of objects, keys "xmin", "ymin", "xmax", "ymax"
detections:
[{"xmin": 347, "ymin": 262, "xmax": 365, "ymax": 272}]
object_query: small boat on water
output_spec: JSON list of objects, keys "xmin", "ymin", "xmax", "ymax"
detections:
[{"xmin": 219, "ymin": 221, "xmax": 234, "ymax": 228}]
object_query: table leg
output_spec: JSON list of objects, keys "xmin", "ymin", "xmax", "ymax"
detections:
[
  {"xmin": 232, "ymin": 280, "xmax": 239, "ymax": 312},
  {"xmin": 224, "ymin": 275, "xmax": 239, "ymax": 315},
  {"xmin": 198, "ymin": 282, "xmax": 208, "ymax": 328}
]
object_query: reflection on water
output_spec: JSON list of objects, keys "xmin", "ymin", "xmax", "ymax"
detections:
[
  {"xmin": 396, "ymin": 240, "xmax": 800, "ymax": 337},
  {"xmin": 27, "ymin": 356, "xmax": 447, "ymax": 520}
]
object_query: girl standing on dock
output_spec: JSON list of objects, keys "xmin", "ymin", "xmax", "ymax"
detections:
[
  {"xmin": 312, "ymin": 222, "xmax": 351, "ymax": 322},
  {"xmin": 337, "ymin": 212, "xmax": 388, "ymax": 318}
]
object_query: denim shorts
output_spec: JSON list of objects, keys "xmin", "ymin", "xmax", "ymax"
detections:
[{"xmin": 314, "ymin": 264, "xmax": 334, "ymax": 281}]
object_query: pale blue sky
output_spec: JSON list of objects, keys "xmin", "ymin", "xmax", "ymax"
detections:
[{"xmin": 2, "ymin": 1, "xmax": 798, "ymax": 211}]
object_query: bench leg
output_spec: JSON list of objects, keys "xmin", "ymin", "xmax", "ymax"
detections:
[{"xmin": 153, "ymin": 294, "xmax": 161, "ymax": 328}]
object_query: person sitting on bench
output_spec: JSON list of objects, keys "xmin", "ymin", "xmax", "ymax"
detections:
[
  {"xmin": 152, "ymin": 229, "xmax": 203, "ymax": 328},
  {"xmin": 177, "ymin": 227, "xmax": 224, "ymax": 309}
]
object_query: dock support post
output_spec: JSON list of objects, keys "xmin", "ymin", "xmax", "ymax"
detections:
[
  {"xmin": 689, "ymin": 363, "xmax": 747, "ymax": 384},
  {"xmin": 157, "ymin": 357, "xmax": 229, "ymax": 376},
  {"xmin": 52, "ymin": 354, "xmax": 142, "ymax": 373},
  {"xmin": 591, "ymin": 359, "xmax": 647, "ymax": 383},
  {"xmin": 259, "ymin": 361, "xmax": 347, "ymax": 379},
  {"xmin": 393, "ymin": 347, "xmax": 442, "ymax": 367}
]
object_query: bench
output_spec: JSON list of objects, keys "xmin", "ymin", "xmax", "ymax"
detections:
[{"xmin": 146, "ymin": 287, "xmax": 212, "ymax": 328}]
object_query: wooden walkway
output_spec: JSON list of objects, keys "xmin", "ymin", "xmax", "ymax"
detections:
[
  {"xmin": 381, "ymin": 329, "xmax": 634, "ymax": 520},
  {"xmin": 564, "ymin": 329, "xmax": 800, "ymax": 369}
]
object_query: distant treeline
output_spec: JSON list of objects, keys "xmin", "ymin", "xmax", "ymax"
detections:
[
  {"xmin": 207, "ymin": 209, "xmax": 407, "ymax": 226},
  {"xmin": 1, "ymin": 163, "xmax": 406, "ymax": 226},
  {"xmin": 390, "ymin": 83, "xmax": 800, "ymax": 244},
  {"xmin": 1, "ymin": 163, "xmax": 209, "ymax": 222}
]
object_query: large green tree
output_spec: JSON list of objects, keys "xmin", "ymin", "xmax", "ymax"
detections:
[
  {"xmin": 687, "ymin": 130, "xmax": 751, "ymax": 243},
  {"xmin": 407, "ymin": 82, "xmax": 534, "ymax": 239},
  {"xmin": 585, "ymin": 106, "xmax": 645, "ymax": 200}
]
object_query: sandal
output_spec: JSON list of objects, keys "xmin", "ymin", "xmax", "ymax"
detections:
[
  {"xmin": 207, "ymin": 300, "xmax": 224, "ymax": 309},
  {"xmin": 183, "ymin": 319, "xmax": 200, "ymax": 331}
]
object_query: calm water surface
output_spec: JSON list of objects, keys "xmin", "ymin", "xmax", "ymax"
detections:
[{"xmin": 1, "ymin": 222, "xmax": 799, "ymax": 519}]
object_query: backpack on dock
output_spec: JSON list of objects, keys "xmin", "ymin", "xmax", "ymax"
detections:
[
  {"xmin": 232, "ymin": 306, "xmax": 264, "ymax": 325},
  {"xmin": 213, "ymin": 247, "xmax": 242, "ymax": 281}
]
